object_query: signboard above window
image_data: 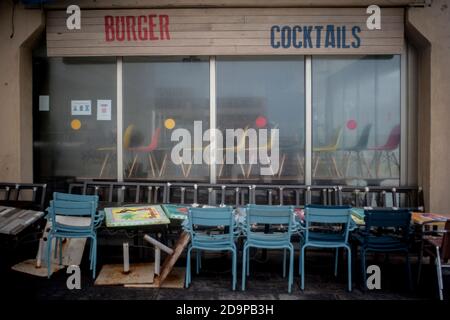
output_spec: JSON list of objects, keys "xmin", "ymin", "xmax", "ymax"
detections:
[{"xmin": 46, "ymin": 8, "xmax": 404, "ymax": 57}]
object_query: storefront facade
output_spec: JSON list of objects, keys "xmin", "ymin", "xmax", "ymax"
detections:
[{"xmin": 1, "ymin": 0, "xmax": 449, "ymax": 213}]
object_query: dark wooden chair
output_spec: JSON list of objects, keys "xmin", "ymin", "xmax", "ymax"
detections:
[{"xmin": 420, "ymin": 220, "xmax": 450, "ymax": 300}]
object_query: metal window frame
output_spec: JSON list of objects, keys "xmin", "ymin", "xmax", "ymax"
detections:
[{"xmin": 117, "ymin": 57, "xmax": 124, "ymax": 182}]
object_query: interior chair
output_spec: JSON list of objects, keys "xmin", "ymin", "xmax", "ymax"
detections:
[
  {"xmin": 341, "ymin": 124, "xmax": 372, "ymax": 178},
  {"xmin": 97, "ymin": 124, "xmax": 135, "ymax": 178},
  {"xmin": 46, "ymin": 192, "xmax": 103, "ymax": 279},
  {"xmin": 185, "ymin": 207, "xmax": 237, "ymax": 290},
  {"xmin": 368, "ymin": 124, "xmax": 400, "ymax": 178},
  {"xmin": 313, "ymin": 126, "xmax": 344, "ymax": 178},
  {"xmin": 128, "ymin": 127, "xmax": 162, "ymax": 178},
  {"xmin": 300, "ymin": 205, "xmax": 353, "ymax": 291},
  {"xmin": 242, "ymin": 205, "xmax": 295, "ymax": 293},
  {"xmin": 354, "ymin": 209, "xmax": 413, "ymax": 290}
]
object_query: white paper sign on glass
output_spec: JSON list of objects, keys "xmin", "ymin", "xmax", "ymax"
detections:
[
  {"xmin": 97, "ymin": 99, "xmax": 112, "ymax": 121},
  {"xmin": 39, "ymin": 95, "xmax": 50, "ymax": 111},
  {"xmin": 71, "ymin": 100, "xmax": 92, "ymax": 115}
]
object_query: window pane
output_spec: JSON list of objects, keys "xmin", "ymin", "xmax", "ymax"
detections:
[
  {"xmin": 312, "ymin": 55, "xmax": 401, "ymax": 186},
  {"xmin": 123, "ymin": 57, "xmax": 210, "ymax": 181},
  {"xmin": 216, "ymin": 57, "xmax": 305, "ymax": 184},
  {"xmin": 34, "ymin": 57, "xmax": 117, "ymax": 183}
]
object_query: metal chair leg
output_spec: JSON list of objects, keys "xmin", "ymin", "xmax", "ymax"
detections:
[
  {"xmin": 334, "ymin": 248, "xmax": 339, "ymax": 277},
  {"xmin": 288, "ymin": 246, "xmax": 294, "ymax": 294},
  {"xmin": 241, "ymin": 244, "xmax": 247, "ymax": 291},
  {"xmin": 435, "ymin": 247, "xmax": 444, "ymax": 300},
  {"xmin": 347, "ymin": 246, "xmax": 352, "ymax": 292}
]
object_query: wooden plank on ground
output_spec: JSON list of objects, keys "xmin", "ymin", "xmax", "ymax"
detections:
[
  {"xmin": 125, "ymin": 267, "xmax": 185, "ymax": 288},
  {"xmin": 154, "ymin": 231, "xmax": 190, "ymax": 287},
  {"xmin": 95, "ymin": 263, "xmax": 155, "ymax": 285},
  {"xmin": 11, "ymin": 259, "xmax": 65, "ymax": 277}
]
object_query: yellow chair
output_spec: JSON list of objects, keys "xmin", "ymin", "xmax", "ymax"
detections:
[
  {"xmin": 97, "ymin": 125, "xmax": 135, "ymax": 177},
  {"xmin": 313, "ymin": 126, "xmax": 344, "ymax": 178},
  {"xmin": 238, "ymin": 124, "xmax": 285, "ymax": 178}
]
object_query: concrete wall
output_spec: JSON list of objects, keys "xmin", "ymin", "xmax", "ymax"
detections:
[
  {"xmin": 0, "ymin": 2, "xmax": 44, "ymax": 183},
  {"xmin": 407, "ymin": 0, "xmax": 450, "ymax": 213}
]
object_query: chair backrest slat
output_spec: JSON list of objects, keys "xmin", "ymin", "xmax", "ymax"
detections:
[
  {"xmin": 48, "ymin": 194, "xmax": 98, "ymax": 232},
  {"xmin": 364, "ymin": 209, "xmax": 411, "ymax": 229},
  {"xmin": 53, "ymin": 192, "xmax": 98, "ymax": 204},
  {"xmin": 187, "ymin": 207, "xmax": 235, "ymax": 246},
  {"xmin": 246, "ymin": 205, "xmax": 294, "ymax": 225},
  {"xmin": 304, "ymin": 205, "xmax": 352, "ymax": 243},
  {"xmin": 189, "ymin": 207, "xmax": 234, "ymax": 227}
]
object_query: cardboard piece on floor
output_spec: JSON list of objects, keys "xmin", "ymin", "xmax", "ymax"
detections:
[
  {"xmin": 11, "ymin": 259, "xmax": 65, "ymax": 277},
  {"xmin": 124, "ymin": 267, "xmax": 185, "ymax": 289},
  {"xmin": 38, "ymin": 219, "xmax": 87, "ymax": 267},
  {"xmin": 95, "ymin": 263, "xmax": 155, "ymax": 286},
  {"xmin": 155, "ymin": 231, "xmax": 190, "ymax": 287}
]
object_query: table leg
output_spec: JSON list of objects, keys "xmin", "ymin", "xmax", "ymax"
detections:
[{"xmin": 123, "ymin": 242, "xmax": 130, "ymax": 273}]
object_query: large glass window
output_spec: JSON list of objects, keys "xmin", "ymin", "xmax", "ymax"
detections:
[
  {"xmin": 34, "ymin": 55, "xmax": 406, "ymax": 188},
  {"xmin": 312, "ymin": 55, "xmax": 401, "ymax": 186},
  {"xmin": 34, "ymin": 57, "xmax": 117, "ymax": 182},
  {"xmin": 123, "ymin": 57, "xmax": 210, "ymax": 181},
  {"xmin": 216, "ymin": 57, "xmax": 305, "ymax": 184}
]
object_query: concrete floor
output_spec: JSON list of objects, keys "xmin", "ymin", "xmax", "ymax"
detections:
[{"xmin": 2, "ymin": 245, "xmax": 447, "ymax": 300}]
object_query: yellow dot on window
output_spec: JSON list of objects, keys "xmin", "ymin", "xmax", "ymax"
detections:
[
  {"xmin": 71, "ymin": 119, "xmax": 81, "ymax": 130},
  {"xmin": 165, "ymin": 118, "xmax": 175, "ymax": 129}
]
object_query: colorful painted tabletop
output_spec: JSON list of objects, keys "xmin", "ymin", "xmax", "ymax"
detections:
[
  {"xmin": 349, "ymin": 209, "xmax": 449, "ymax": 226},
  {"xmin": 412, "ymin": 212, "xmax": 448, "ymax": 225},
  {"xmin": 104, "ymin": 205, "xmax": 170, "ymax": 227},
  {"xmin": 161, "ymin": 204, "xmax": 190, "ymax": 220}
]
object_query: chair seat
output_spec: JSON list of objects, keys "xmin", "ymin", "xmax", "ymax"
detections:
[
  {"xmin": 307, "ymin": 232, "xmax": 346, "ymax": 243},
  {"xmin": 192, "ymin": 233, "xmax": 235, "ymax": 248},
  {"xmin": 248, "ymin": 232, "xmax": 290, "ymax": 241},
  {"xmin": 354, "ymin": 233, "xmax": 408, "ymax": 251},
  {"xmin": 50, "ymin": 230, "xmax": 96, "ymax": 238},
  {"xmin": 246, "ymin": 232, "xmax": 291, "ymax": 247}
]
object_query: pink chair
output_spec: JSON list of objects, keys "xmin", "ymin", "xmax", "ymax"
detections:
[
  {"xmin": 127, "ymin": 127, "xmax": 163, "ymax": 178},
  {"xmin": 368, "ymin": 124, "xmax": 400, "ymax": 177}
]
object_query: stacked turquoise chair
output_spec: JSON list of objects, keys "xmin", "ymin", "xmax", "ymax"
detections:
[
  {"xmin": 46, "ymin": 192, "xmax": 104, "ymax": 279},
  {"xmin": 242, "ymin": 205, "xmax": 295, "ymax": 293},
  {"xmin": 300, "ymin": 205, "xmax": 353, "ymax": 291},
  {"xmin": 185, "ymin": 207, "xmax": 237, "ymax": 290}
]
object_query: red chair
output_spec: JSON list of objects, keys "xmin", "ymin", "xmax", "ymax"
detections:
[
  {"xmin": 127, "ymin": 127, "xmax": 163, "ymax": 178},
  {"xmin": 368, "ymin": 124, "xmax": 400, "ymax": 178}
]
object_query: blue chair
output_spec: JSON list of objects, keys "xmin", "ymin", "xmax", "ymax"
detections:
[
  {"xmin": 185, "ymin": 207, "xmax": 237, "ymax": 290},
  {"xmin": 354, "ymin": 209, "xmax": 412, "ymax": 290},
  {"xmin": 46, "ymin": 192, "xmax": 103, "ymax": 279},
  {"xmin": 242, "ymin": 205, "xmax": 295, "ymax": 293},
  {"xmin": 300, "ymin": 205, "xmax": 353, "ymax": 291}
]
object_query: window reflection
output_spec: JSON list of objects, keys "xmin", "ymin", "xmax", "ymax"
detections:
[
  {"xmin": 312, "ymin": 55, "xmax": 401, "ymax": 186},
  {"xmin": 216, "ymin": 57, "xmax": 305, "ymax": 183},
  {"xmin": 123, "ymin": 57, "xmax": 210, "ymax": 181},
  {"xmin": 34, "ymin": 57, "xmax": 117, "ymax": 181}
]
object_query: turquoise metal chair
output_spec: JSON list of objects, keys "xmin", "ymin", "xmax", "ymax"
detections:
[
  {"xmin": 300, "ymin": 205, "xmax": 353, "ymax": 291},
  {"xmin": 185, "ymin": 207, "xmax": 237, "ymax": 290},
  {"xmin": 46, "ymin": 192, "xmax": 103, "ymax": 279},
  {"xmin": 242, "ymin": 205, "xmax": 295, "ymax": 293}
]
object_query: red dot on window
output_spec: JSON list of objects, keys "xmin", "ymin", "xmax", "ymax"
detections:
[
  {"xmin": 255, "ymin": 116, "xmax": 267, "ymax": 128},
  {"xmin": 347, "ymin": 119, "xmax": 357, "ymax": 130}
]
